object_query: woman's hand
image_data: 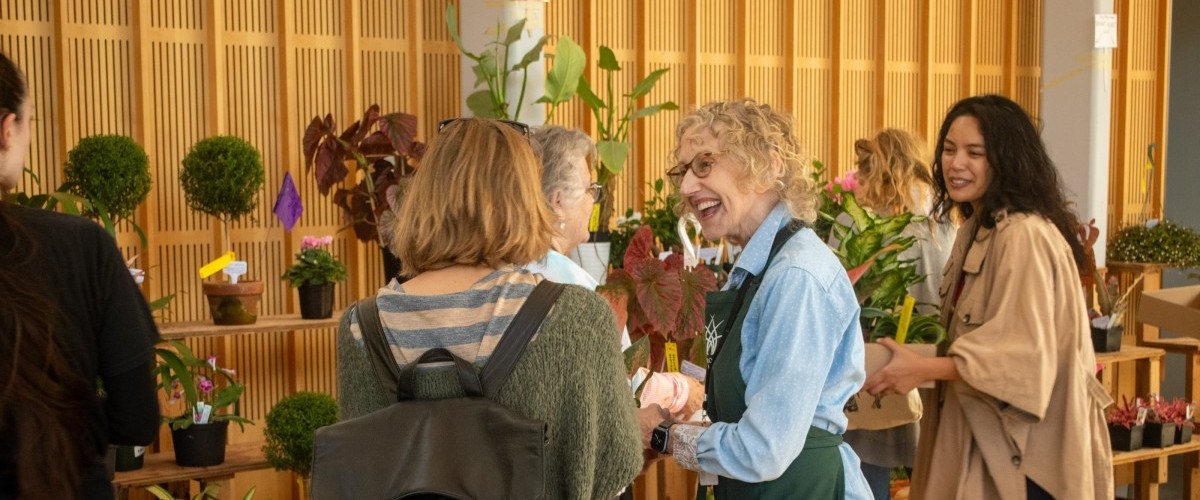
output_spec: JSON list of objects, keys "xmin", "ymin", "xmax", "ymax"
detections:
[
  {"xmin": 675, "ymin": 376, "xmax": 706, "ymax": 420},
  {"xmin": 863, "ymin": 338, "xmax": 933, "ymax": 396},
  {"xmin": 636, "ymin": 404, "xmax": 671, "ymax": 449}
]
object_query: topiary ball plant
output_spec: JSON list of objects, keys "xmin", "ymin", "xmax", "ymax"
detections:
[
  {"xmin": 180, "ymin": 136, "xmax": 265, "ymax": 247},
  {"xmin": 263, "ymin": 391, "xmax": 338, "ymax": 483},
  {"xmin": 64, "ymin": 134, "xmax": 151, "ymax": 223},
  {"xmin": 1108, "ymin": 219, "xmax": 1200, "ymax": 271}
]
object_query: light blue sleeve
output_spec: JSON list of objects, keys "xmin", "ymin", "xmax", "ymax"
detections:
[{"xmin": 695, "ymin": 265, "xmax": 854, "ymax": 482}]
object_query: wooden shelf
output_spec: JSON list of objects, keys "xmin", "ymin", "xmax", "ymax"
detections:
[
  {"xmin": 158, "ymin": 313, "xmax": 342, "ymax": 340},
  {"xmin": 1112, "ymin": 435, "xmax": 1200, "ymax": 466},
  {"xmin": 1095, "ymin": 345, "xmax": 1166, "ymax": 364},
  {"xmin": 112, "ymin": 442, "xmax": 270, "ymax": 488}
]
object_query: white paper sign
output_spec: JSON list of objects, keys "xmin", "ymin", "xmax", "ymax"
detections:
[{"xmin": 1095, "ymin": 14, "xmax": 1117, "ymax": 49}]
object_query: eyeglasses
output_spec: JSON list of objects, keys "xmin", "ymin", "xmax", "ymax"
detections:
[
  {"xmin": 585, "ymin": 182, "xmax": 604, "ymax": 203},
  {"xmin": 666, "ymin": 151, "xmax": 725, "ymax": 188},
  {"xmin": 436, "ymin": 117, "xmax": 531, "ymax": 136}
]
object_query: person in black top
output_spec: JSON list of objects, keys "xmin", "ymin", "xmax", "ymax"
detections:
[{"xmin": 0, "ymin": 50, "xmax": 160, "ymax": 499}]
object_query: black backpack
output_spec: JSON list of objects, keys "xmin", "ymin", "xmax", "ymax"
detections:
[{"xmin": 311, "ymin": 281, "xmax": 565, "ymax": 500}]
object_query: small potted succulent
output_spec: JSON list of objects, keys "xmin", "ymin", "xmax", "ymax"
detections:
[
  {"xmin": 1079, "ymin": 219, "xmax": 1145, "ymax": 352},
  {"xmin": 263, "ymin": 392, "xmax": 339, "ymax": 497},
  {"xmin": 281, "ymin": 235, "xmax": 347, "ymax": 319},
  {"xmin": 1106, "ymin": 395, "xmax": 1146, "ymax": 451},
  {"xmin": 180, "ymin": 136, "xmax": 266, "ymax": 325},
  {"xmin": 155, "ymin": 340, "xmax": 252, "ymax": 466}
]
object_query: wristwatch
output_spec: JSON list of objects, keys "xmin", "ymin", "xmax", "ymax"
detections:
[{"xmin": 650, "ymin": 420, "xmax": 677, "ymax": 453}]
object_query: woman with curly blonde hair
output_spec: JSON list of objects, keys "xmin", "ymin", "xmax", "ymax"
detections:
[
  {"xmin": 844, "ymin": 128, "xmax": 957, "ymax": 499},
  {"xmin": 644, "ymin": 99, "xmax": 871, "ymax": 498}
]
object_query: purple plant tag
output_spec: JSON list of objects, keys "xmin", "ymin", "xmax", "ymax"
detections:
[{"xmin": 274, "ymin": 172, "xmax": 304, "ymax": 231}]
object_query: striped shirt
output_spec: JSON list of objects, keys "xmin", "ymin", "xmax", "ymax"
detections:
[{"xmin": 347, "ymin": 265, "xmax": 541, "ymax": 367}]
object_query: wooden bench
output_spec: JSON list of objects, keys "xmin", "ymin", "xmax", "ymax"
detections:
[{"xmin": 113, "ymin": 442, "xmax": 270, "ymax": 500}]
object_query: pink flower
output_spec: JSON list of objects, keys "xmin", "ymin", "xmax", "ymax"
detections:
[
  {"xmin": 169, "ymin": 390, "xmax": 182, "ymax": 403},
  {"xmin": 206, "ymin": 354, "xmax": 218, "ymax": 370},
  {"xmin": 198, "ymin": 376, "xmax": 214, "ymax": 393},
  {"xmin": 302, "ymin": 235, "xmax": 335, "ymax": 250},
  {"xmin": 837, "ymin": 170, "xmax": 859, "ymax": 192},
  {"xmin": 220, "ymin": 367, "xmax": 237, "ymax": 376}
]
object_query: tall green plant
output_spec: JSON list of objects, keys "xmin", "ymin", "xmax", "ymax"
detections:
[
  {"xmin": 180, "ymin": 136, "xmax": 265, "ymax": 253},
  {"xmin": 446, "ymin": 5, "xmax": 587, "ymax": 121}
]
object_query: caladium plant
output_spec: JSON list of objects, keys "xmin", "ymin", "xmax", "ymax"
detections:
[
  {"xmin": 599, "ymin": 225, "xmax": 717, "ymax": 372},
  {"xmin": 302, "ymin": 105, "xmax": 425, "ymax": 245}
]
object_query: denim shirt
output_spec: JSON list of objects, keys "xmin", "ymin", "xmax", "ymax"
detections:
[{"xmin": 695, "ymin": 203, "xmax": 872, "ymax": 497}]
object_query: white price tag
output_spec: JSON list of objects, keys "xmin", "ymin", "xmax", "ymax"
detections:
[{"xmin": 223, "ymin": 260, "xmax": 248, "ymax": 284}]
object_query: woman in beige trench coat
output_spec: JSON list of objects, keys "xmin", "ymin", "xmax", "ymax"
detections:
[{"xmin": 863, "ymin": 94, "xmax": 1113, "ymax": 500}]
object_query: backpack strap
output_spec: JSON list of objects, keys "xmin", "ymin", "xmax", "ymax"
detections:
[
  {"xmin": 480, "ymin": 280, "xmax": 565, "ymax": 399},
  {"xmin": 356, "ymin": 280, "xmax": 566, "ymax": 402}
]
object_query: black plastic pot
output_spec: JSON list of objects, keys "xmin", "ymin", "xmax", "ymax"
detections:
[
  {"xmin": 298, "ymin": 283, "xmax": 335, "ymax": 319},
  {"xmin": 1177, "ymin": 423, "xmax": 1194, "ymax": 445},
  {"xmin": 171, "ymin": 420, "xmax": 229, "ymax": 467},
  {"xmin": 114, "ymin": 445, "xmax": 145, "ymax": 472},
  {"xmin": 1144, "ymin": 421, "xmax": 1177, "ymax": 448},
  {"xmin": 1109, "ymin": 423, "xmax": 1144, "ymax": 451},
  {"xmin": 1091, "ymin": 325, "xmax": 1124, "ymax": 353}
]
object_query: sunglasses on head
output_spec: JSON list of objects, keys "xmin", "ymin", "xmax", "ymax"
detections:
[{"xmin": 437, "ymin": 117, "xmax": 531, "ymax": 137}]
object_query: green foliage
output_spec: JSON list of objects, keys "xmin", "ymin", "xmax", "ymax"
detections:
[
  {"xmin": 263, "ymin": 391, "xmax": 339, "ymax": 479},
  {"xmin": 146, "ymin": 485, "xmax": 254, "ymax": 500},
  {"xmin": 154, "ymin": 340, "xmax": 252, "ymax": 431},
  {"xmin": 609, "ymin": 179, "xmax": 683, "ymax": 269},
  {"xmin": 1108, "ymin": 219, "xmax": 1200, "ymax": 270},
  {"xmin": 180, "ymin": 136, "xmax": 264, "ymax": 225},
  {"xmin": 281, "ymin": 248, "xmax": 347, "ymax": 287},
  {"xmin": 861, "ymin": 307, "xmax": 946, "ymax": 344},
  {"xmin": 63, "ymin": 134, "xmax": 151, "ymax": 222},
  {"xmin": 828, "ymin": 192, "xmax": 922, "ymax": 309}
]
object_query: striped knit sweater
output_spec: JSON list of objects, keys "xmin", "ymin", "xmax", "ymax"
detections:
[{"xmin": 336, "ymin": 268, "xmax": 642, "ymax": 500}]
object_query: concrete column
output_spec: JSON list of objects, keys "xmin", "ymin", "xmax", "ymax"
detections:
[
  {"xmin": 457, "ymin": 0, "xmax": 547, "ymax": 125},
  {"xmin": 1041, "ymin": 0, "xmax": 1114, "ymax": 265}
]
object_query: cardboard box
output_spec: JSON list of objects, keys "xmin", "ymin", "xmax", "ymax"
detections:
[
  {"xmin": 1138, "ymin": 285, "xmax": 1200, "ymax": 337},
  {"xmin": 863, "ymin": 342, "xmax": 939, "ymax": 388}
]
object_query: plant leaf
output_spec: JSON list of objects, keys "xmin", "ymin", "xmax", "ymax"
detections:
[
  {"xmin": 624, "ymin": 335, "xmax": 650, "ymax": 378},
  {"xmin": 313, "ymin": 139, "xmax": 348, "ymax": 195},
  {"xmin": 597, "ymin": 141, "xmax": 631, "ymax": 177},
  {"xmin": 377, "ymin": 112, "xmax": 419, "ymax": 156},
  {"xmin": 445, "ymin": 4, "xmax": 479, "ymax": 60},
  {"xmin": 630, "ymin": 101, "xmax": 679, "ymax": 121},
  {"xmin": 674, "ymin": 266, "xmax": 717, "ymax": 340},
  {"xmin": 629, "ymin": 258, "xmax": 683, "ymax": 336},
  {"xmin": 466, "ymin": 89, "xmax": 503, "ymax": 118},
  {"xmin": 513, "ymin": 35, "xmax": 549, "ymax": 71},
  {"xmin": 542, "ymin": 36, "xmax": 585, "ymax": 105},
  {"xmin": 349, "ymin": 105, "xmax": 380, "ymax": 145},
  {"xmin": 623, "ymin": 225, "xmax": 657, "ymax": 268},
  {"xmin": 301, "ymin": 115, "xmax": 333, "ymax": 168},
  {"xmin": 629, "ymin": 68, "xmax": 670, "ymax": 99},
  {"xmin": 598, "ymin": 45, "xmax": 620, "ymax": 71},
  {"xmin": 503, "ymin": 18, "xmax": 527, "ymax": 47}
]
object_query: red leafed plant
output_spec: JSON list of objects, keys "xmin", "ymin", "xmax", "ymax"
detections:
[
  {"xmin": 1148, "ymin": 394, "xmax": 1195, "ymax": 428},
  {"xmin": 1106, "ymin": 395, "xmax": 1143, "ymax": 429},
  {"xmin": 598, "ymin": 225, "xmax": 717, "ymax": 372},
  {"xmin": 302, "ymin": 105, "xmax": 425, "ymax": 245}
]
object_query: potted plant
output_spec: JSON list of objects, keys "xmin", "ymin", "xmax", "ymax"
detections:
[
  {"xmin": 263, "ymin": 391, "xmax": 339, "ymax": 497},
  {"xmin": 1151, "ymin": 395, "xmax": 1197, "ymax": 444},
  {"xmin": 1143, "ymin": 394, "xmax": 1178, "ymax": 448},
  {"xmin": 1108, "ymin": 219, "xmax": 1200, "ymax": 273},
  {"xmin": 63, "ymin": 134, "xmax": 152, "ymax": 239},
  {"xmin": 598, "ymin": 225, "xmax": 717, "ymax": 372},
  {"xmin": 180, "ymin": 136, "xmax": 266, "ymax": 325},
  {"xmin": 1079, "ymin": 219, "xmax": 1145, "ymax": 352},
  {"xmin": 1106, "ymin": 395, "xmax": 1145, "ymax": 451},
  {"xmin": 154, "ymin": 340, "xmax": 252, "ymax": 466},
  {"xmin": 302, "ymin": 105, "xmax": 424, "ymax": 281},
  {"xmin": 146, "ymin": 484, "xmax": 255, "ymax": 500},
  {"xmin": 281, "ymin": 235, "xmax": 347, "ymax": 319}
]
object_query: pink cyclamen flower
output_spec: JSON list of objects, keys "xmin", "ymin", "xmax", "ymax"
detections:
[
  {"xmin": 301, "ymin": 235, "xmax": 319, "ymax": 249},
  {"xmin": 198, "ymin": 376, "xmax": 214, "ymax": 393},
  {"xmin": 836, "ymin": 170, "xmax": 859, "ymax": 192}
]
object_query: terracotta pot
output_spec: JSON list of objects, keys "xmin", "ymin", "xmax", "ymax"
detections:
[
  {"xmin": 298, "ymin": 283, "xmax": 335, "ymax": 319},
  {"xmin": 202, "ymin": 281, "xmax": 264, "ymax": 325}
]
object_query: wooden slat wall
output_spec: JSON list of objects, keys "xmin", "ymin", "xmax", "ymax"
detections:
[{"xmin": 0, "ymin": 1, "xmax": 1171, "ymax": 497}]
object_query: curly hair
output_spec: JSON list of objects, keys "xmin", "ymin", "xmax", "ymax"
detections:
[
  {"xmin": 671, "ymin": 99, "xmax": 818, "ymax": 223},
  {"xmin": 931, "ymin": 94, "xmax": 1085, "ymax": 268},
  {"xmin": 854, "ymin": 128, "xmax": 935, "ymax": 217}
]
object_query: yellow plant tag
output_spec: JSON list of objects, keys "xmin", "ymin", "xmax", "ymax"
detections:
[
  {"xmin": 588, "ymin": 203, "xmax": 601, "ymax": 232},
  {"xmin": 894, "ymin": 295, "xmax": 916, "ymax": 344},
  {"xmin": 664, "ymin": 342, "xmax": 680, "ymax": 372},
  {"xmin": 199, "ymin": 251, "xmax": 236, "ymax": 279}
]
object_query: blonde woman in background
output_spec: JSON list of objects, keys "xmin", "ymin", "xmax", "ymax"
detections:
[{"xmin": 843, "ymin": 128, "xmax": 957, "ymax": 499}]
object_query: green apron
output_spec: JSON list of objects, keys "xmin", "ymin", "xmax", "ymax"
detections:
[{"xmin": 701, "ymin": 222, "xmax": 846, "ymax": 499}]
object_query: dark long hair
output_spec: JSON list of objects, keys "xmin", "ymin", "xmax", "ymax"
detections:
[
  {"xmin": 0, "ymin": 51, "xmax": 92, "ymax": 500},
  {"xmin": 931, "ymin": 94, "xmax": 1086, "ymax": 269}
]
